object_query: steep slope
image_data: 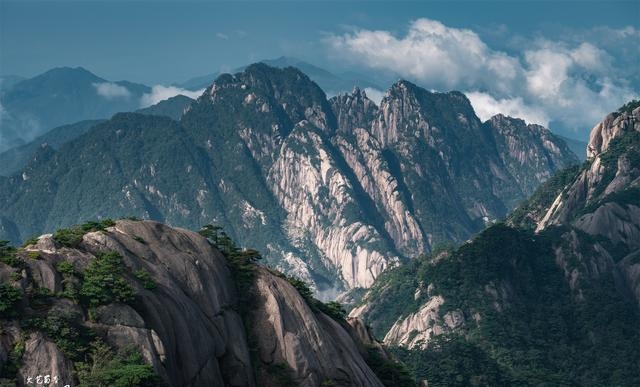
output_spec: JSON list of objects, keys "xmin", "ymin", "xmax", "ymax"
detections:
[
  {"xmin": 135, "ymin": 94, "xmax": 194, "ymax": 121},
  {"xmin": 0, "ymin": 220, "xmax": 390, "ymax": 387},
  {"xmin": 0, "ymin": 120, "xmax": 104, "ymax": 177},
  {"xmin": 353, "ymin": 103, "xmax": 640, "ymax": 387},
  {"xmin": 0, "ymin": 64, "xmax": 578, "ymax": 294},
  {"xmin": 0, "ymin": 67, "xmax": 150, "ymax": 152},
  {"xmin": 338, "ymin": 83, "xmax": 578, "ymax": 247},
  {"xmin": 510, "ymin": 103, "xmax": 640, "ymax": 255},
  {"xmin": 0, "ymin": 95, "xmax": 196, "ymax": 177}
]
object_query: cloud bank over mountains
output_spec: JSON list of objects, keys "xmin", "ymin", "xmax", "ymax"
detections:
[
  {"xmin": 327, "ymin": 18, "xmax": 638, "ymax": 135},
  {"xmin": 92, "ymin": 82, "xmax": 204, "ymax": 108},
  {"xmin": 92, "ymin": 82, "xmax": 132, "ymax": 99},
  {"xmin": 139, "ymin": 86, "xmax": 204, "ymax": 107}
]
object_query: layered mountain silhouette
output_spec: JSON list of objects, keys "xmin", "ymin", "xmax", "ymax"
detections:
[
  {"xmin": 0, "ymin": 67, "xmax": 150, "ymax": 153},
  {"xmin": 0, "ymin": 95, "xmax": 195, "ymax": 177},
  {"xmin": 0, "ymin": 64, "xmax": 578, "ymax": 296}
]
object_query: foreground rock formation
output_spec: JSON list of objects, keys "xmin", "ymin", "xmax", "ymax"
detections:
[{"xmin": 0, "ymin": 220, "xmax": 389, "ymax": 387}]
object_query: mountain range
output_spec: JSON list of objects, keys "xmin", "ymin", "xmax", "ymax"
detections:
[
  {"xmin": 0, "ymin": 63, "xmax": 578, "ymax": 298},
  {"xmin": 0, "ymin": 102, "xmax": 637, "ymax": 387},
  {"xmin": 0, "ymin": 59, "xmax": 638, "ymax": 387},
  {"xmin": 352, "ymin": 101, "xmax": 640, "ymax": 386}
]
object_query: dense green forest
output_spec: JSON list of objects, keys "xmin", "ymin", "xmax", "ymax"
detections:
[{"xmin": 359, "ymin": 223, "xmax": 640, "ymax": 387}]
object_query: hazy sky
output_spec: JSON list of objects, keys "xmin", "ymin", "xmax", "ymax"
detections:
[{"xmin": 1, "ymin": 0, "xmax": 639, "ymax": 138}]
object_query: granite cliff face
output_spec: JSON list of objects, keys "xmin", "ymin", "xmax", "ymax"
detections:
[
  {"xmin": 0, "ymin": 220, "xmax": 387, "ymax": 387},
  {"xmin": 0, "ymin": 64, "xmax": 578, "ymax": 294}
]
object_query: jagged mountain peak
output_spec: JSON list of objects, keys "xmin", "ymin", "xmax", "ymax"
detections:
[
  {"xmin": 487, "ymin": 113, "xmax": 527, "ymax": 126},
  {"xmin": 587, "ymin": 104, "xmax": 640, "ymax": 159},
  {"xmin": 330, "ymin": 87, "xmax": 379, "ymax": 132},
  {"xmin": 193, "ymin": 63, "xmax": 337, "ymax": 137}
]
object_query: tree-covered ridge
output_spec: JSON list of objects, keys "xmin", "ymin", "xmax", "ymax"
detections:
[{"xmin": 359, "ymin": 224, "xmax": 640, "ymax": 386}]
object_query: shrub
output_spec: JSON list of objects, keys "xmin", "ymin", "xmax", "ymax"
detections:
[
  {"xmin": 52, "ymin": 227, "xmax": 85, "ymax": 248},
  {"xmin": 133, "ymin": 269, "xmax": 156, "ymax": 290},
  {"xmin": 80, "ymin": 251, "xmax": 134, "ymax": 307},
  {"xmin": 0, "ymin": 241, "xmax": 20, "ymax": 267},
  {"xmin": 56, "ymin": 261, "xmax": 75, "ymax": 275},
  {"xmin": 286, "ymin": 275, "xmax": 313, "ymax": 300},
  {"xmin": 76, "ymin": 341, "xmax": 163, "ymax": 387},
  {"xmin": 53, "ymin": 219, "xmax": 117, "ymax": 248},
  {"xmin": 26, "ymin": 309, "xmax": 94, "ymax": 360},
  {"xmin": 365, "ymin": 346, "xmax": 416, "ymax": 387},
  {"xmin": 0, "ymin": 339, "xmax": 25, "ymax": 382},
  {"xmin": 21, "ymin": 236, "xmax": 39, "ymax": 247},
  {"xmin": 0, "ymin": 284, "xmax": 22, "ymax": 316},
  {"xmin": 10, "ymin": 271, "xmax": 22, "ymax": 282},
  {"xmin": 317, "ymin": 301, "xmax": 347, "ymax": 321}
]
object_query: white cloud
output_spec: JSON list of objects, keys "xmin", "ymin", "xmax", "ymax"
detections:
[
  {"xmin": 140, "ymin": 86, "xmax": 205, "ymax": 107},
  {"xmin": 92, "ymin": 82, "xmax": 131, "ymax": 99},
  {"xmin": 216, "ymin": 32, "xmax": 229, "ymax": 40},
  {"xmin": 364, "ymin": 87, "xmax": 384, "ymax": 106},
  {"xmin": 466, "ymin": 92, "xmax": 549, "ymax": 126},
  {"xmin": 327, "ymin": 19, "xmax": 638, "ymax": 137},
  {"xmin": 327, "ymin": 19, "xmax": 521, "ymax": 94}
]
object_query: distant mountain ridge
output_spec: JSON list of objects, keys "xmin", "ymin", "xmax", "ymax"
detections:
[
  {"xmin": 0, "ymin": 95, "xmax": 195, "ymax": 177},
  {"xmin": 178, "ymin": 56, "xmax": 382, "ymax": 93},
  {"xmin": 0, "ymin": 63, "xmax": 578, "ymax": 296},
  {"xmin": 0, "ymin": 67, "xmax": 151, "ymax": 153}
]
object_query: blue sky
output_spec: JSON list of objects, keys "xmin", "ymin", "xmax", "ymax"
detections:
[{"xmin": 1, "ymin": 0, "xmax": 639, "ymax": 139}]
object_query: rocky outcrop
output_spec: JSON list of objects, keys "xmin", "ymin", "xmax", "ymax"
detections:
[
  {"xmin": 0, "ymin": 220, "xmax": 384, "ymax": 387},
  {"xmin": 535, "ymin": 107, "xmax": 640, "ymax": 238},
  {"xmin": 16, "ymin": 333, "xmax": 75, "ymax": 387},
  {"xmin": 251, "ymin": 268, "xmax": 384, "ymax": 387},
  {"xmin": 587, "ymin": 107, "xmax": 640, "ymax": 159}
]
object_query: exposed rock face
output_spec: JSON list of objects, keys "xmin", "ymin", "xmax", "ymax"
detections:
[
  {"xmin": 0, "ymin": 220, "xmax": 384, "ymax": 387},
  {"xmin": 0, "ymin": 64, "xmax": 578, "ymax": 294},
  {"xmin": 268, "ymin": 123, "xmax": 394, "ymax": 289},
  {"xmin": 251, "ymin": 268, "xmax": 385, "ymax": 387},
  {"xmin": 16, "ymin": 333, "xmax": 75, "ymax": 387},
  {"xmin": 382, "ymin": 296, "xmax": 448, "ymax": 349},
  {"xmin": 485, "ymin": 114, "xmax": 579, "ymax": 195},
  {"xmin": 536, "ymin": 107, "xmax": 640, "ymax": 231},
  {"xmin": 587, "ymin": 107, "xmax": 640, "ymax": 158}
]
